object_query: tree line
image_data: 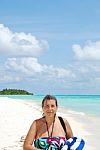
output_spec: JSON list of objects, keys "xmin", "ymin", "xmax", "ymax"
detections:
[{"xmin": 0, "ymin": 88, "xmax": 33, "ymax": 95}]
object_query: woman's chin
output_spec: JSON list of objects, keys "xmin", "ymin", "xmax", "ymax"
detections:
[{"xmin": 47, "ymin": 113, "xmax": 54, "ymax": 117}]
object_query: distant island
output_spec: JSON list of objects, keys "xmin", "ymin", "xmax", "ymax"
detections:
[{"xmin": 0, "ymin": 88, "xmax": 33, "ymax": 95}]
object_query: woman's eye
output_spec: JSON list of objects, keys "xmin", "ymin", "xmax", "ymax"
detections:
[
  {"xmin": 44, "ymin": 104, "xmax": 55, "ymax": 109},
  {"xmin": 44, "ymin": 105, "xmax": 49, "ymax": 108}
]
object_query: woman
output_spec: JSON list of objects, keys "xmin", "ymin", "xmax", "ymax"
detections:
[{"xmin": 23, "ymin": 95, "xmax": 84, "ymax": 150}]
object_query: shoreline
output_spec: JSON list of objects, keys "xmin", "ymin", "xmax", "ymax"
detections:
[
  {"xmin": 1, "ymin": 94, "xmax": 99, "ymax": 118},
  {"xmin": 0, "ymin": 97, "xmax": 99, "ymax": 149}
]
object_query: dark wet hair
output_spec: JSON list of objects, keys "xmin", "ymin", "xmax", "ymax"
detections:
[{"xmin": 42, "ymin": 95, "xmax": 58, "ymax": 108}]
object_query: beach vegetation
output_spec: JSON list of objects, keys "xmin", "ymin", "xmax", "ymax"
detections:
[{"xmin": 0, "ymin": 88, "xmax": 33, "ymax": 95}]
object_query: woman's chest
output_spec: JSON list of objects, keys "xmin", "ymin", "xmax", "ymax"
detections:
[{"xmin": 36, "ymin": 122, "xmax": 65, "ymax": 138}]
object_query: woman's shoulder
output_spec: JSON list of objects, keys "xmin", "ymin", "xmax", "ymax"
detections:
[
  {"xmin": 58, "ymin": 116, "xmax": 70, "ymax": 129},
  {"xmin": 34, "ymin": 117, "xmax": 45, "ymax": 125},
  {"xmin": 58, "ymin": 116, "xmax": 67, "ymax": 123},
  {"xmin": 58, "ymin": 116, "xmax": 69, "ymax": 123},
  {"xmin": 30, "ymin": 117, "xmax": 45, "ymax": 130}
]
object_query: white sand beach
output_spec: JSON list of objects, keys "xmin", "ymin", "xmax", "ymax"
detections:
[{"xmin": 0, "ymin": 97, "xmax": 98, "ymax": 150}]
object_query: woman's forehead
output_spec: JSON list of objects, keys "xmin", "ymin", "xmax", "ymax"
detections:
[{"xmin": 44, "ymin": 99, "xmax": 56, "ymax": 104}]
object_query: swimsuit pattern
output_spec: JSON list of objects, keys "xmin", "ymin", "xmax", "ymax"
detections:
[{"xmin": 34, "ymin": 136, "xmax": 85, "ymax": 150}]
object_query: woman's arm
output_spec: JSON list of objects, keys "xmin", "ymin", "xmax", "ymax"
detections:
[
  {"xmin": 23, "ymin": 120, "xmax": 37, "ymax": 150},
  {"xmin": 64, "ymin": 119, "xmax": 73, "ymax": 139}
]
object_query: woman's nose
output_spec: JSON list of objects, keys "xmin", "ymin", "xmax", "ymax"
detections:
[{"xmin": 48, "ymin": 106, "xmax": 52, "ymax": 110}]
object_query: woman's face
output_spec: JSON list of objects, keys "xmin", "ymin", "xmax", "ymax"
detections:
[{"xmin": 42, "ymin": 99, "xmax": 58, "ymax": 118}]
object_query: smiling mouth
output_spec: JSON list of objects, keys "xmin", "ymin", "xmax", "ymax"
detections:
[{"xmin": 47, "ymin": 112, "xmax": 53, "ymax": 113}]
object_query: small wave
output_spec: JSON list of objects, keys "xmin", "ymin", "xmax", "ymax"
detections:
[{"xmin": 67, "ymin": 110, "xmax": 85, "ymax": 116}]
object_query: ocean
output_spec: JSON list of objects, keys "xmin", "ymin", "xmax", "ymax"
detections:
[{"xmin": 1, "ymin": 95, "xmax": 100, "ymax": 117}]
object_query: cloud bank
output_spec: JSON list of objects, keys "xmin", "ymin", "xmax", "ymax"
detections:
[
  {"xmin": 0, "ymin": 24, "xmax": 48, "ymax": 57},
  {"xmin": 5, "ymin": 57, "xmax": 75, "ymax": 79},
  {"xmin": 1, "ymin": 23, "xmax": 100, "ymax": 94},
  {"xmin": 72, "ymin": 40, "xmax": 100, "ymax": 60}
]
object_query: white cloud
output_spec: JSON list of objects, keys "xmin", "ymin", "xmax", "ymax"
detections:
[
  {"xmin": 72, "ymin": 40, "xmax": 100, "ymax": 60},
  {"xmin": 90, "ymin": 64, "xmax": 100, "ymax": 72},
  {"xmin": 44, "ymin": 66, "xmax": 76, "ymax": 78},
  {"xmin": 5, "ymin": 57, "xmax": 75, "ymax": 79},
  {"xmin": 94, "ymin": 77, "xmax": 100, "ymax": 82},
  {"xmin": 1, "ymin": 57, "xmax": 100, "ymax": 94},
  {"xmin": 0, "ymin": 74, "xmax": 20, "ymax": 83},
  {"xmin": 5, "ymin": 57, "xmax": 45, "ymax": 74},
  {"xmin": 0, "ymin": 24, "xmax": 48, "ymax": 57}
]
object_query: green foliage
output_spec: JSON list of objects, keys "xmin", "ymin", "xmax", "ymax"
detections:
[{"xmin": 0, "ymin": 88, "xmax": 33, "ymax": 95}]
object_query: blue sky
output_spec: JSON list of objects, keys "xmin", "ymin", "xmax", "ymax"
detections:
[{"xmin": 0, "ymin": 0, "xmax": 100, "ymax": 94}]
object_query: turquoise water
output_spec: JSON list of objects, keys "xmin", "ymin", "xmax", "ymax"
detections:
[{"xmin": 1, "ymin": 95, "xmax": 100, "ymax": 117}]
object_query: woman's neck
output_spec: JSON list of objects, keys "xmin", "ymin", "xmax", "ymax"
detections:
[{"xmin": 45, "ymin": 115, "xmax": 56, "ymax": 125}]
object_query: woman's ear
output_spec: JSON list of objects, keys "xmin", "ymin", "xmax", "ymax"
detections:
[{"xmin": 42, "ymin": 112, "xmax": 44, "ymax": 116}]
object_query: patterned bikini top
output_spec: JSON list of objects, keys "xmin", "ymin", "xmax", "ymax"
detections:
[{"xmin": 34, "ymin": 136, "xmax": 66, "ymax": 150}]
